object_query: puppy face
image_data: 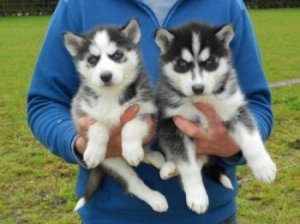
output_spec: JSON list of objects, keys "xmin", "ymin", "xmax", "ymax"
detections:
[
  {"xmin": 63, "ymin": 19, "xmax": 141, "ymax": 92},
  {"xmin": 155, "ymin": 22, "xmax": 234, "ymax": 97}
]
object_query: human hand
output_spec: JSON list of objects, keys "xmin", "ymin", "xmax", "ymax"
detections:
[
  {"xmin": 75, "ymin": 105, "xmax": 155, "ymax": 158},
  {"xmin": 173, "ymin": 103, "xmax": 240, "ymax": 157}
]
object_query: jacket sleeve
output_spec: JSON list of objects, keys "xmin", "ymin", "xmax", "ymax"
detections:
[
  {"xmin": 27, "ymin": 0, "xmax": 86, "ymax": 167},
  {"xmin": 222, "ymin": 1, "xmax": 273, "ymax": 166}
]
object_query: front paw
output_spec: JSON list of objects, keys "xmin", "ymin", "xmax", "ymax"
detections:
[
  {"xmin": 249, "ymin": 157, "xmax": 277, "ymax": 183},
  {"xmin": 122, "ymin": 142, "xmax": 144, "ymax": 166},
  {"xmin": 83, "ymin": 146, "xmax": 106, "ymax": 169},
  {"xmin": 147, "ymin": 191, "xmax": 169, "ymax": 212},
  {"xmin": 186, "ymin": 188, "xmax": 209, "ymax": 214},
  {"xmin": 160, "ymin": 162, "xmax": 178, "ymax": 180}
]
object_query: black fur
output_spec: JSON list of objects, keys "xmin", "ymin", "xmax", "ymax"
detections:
[
  {"xmin": 202, "ymin": 157, "xmax": 226, "ymax": 185},
  {"xmin": 161, "ymin": 22, "xmax": 229, "ymax": 65},
  {"xmin": 157, "ymin": 118, "xmax": 188, "ymax": 161},
  {"xmin": 82, "ymin": 167, "xmax": 104, "ymax": 202}
]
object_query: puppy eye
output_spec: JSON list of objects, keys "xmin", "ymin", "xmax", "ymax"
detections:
[
  {"xmin": 87, "ymin": 55, "xmax": 100, "ymax": 65},
  {"xmin": 110, "ymin": 50, "xmax": 124, "ymax": 62},
  {"xmin": 175, "ymin": 59, "xmax": 190, "ymax": 73},
  {"xmin": 203, "ymin": 56, "xmax": 216, "ymax": 70}
]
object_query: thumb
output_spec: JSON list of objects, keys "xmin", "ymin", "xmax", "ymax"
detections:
[
  {"xmin": 120, "ymin": 104, "xmax": 140, "ymax": 126},
  {"xmin": 173, "ymin": 116, "xmax": 206, "ymax": 139}
]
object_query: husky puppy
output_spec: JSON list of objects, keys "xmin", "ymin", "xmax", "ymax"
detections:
[
  {"xmin": 154, "ymin": 22, "xmax": 277, "ymax": 214},
  {"xmin": 63, "ymin": 19, "xmax": 168, "ymax": 212}
]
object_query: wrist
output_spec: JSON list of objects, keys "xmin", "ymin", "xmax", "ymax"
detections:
[
  {"xmin": 75, "ymin": 136, "xmax": 86, "ymax": 155},
  {"xmin": 71, "ymin": 135, "xmax": 88, "ymax": 168}
]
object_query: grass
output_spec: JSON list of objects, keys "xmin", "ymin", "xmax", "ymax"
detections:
[
  {"xmin": 0, "ymin": 9, "xmax": 299, "ymax": 223},
  {"xmin": 249, "ymin": 8, "xmax": 300, "ymax": 82}
]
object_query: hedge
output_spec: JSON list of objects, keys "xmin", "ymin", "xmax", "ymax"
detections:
[
  {"xmin": 244, "ymin": 0, "xmax": 300, "ymax": 8},
  {"xmin": 0, "ymin": 0, "xmax": 58, "ymax": 17},
  {"xmin": 0, "ymin": 0, "xmax": 299, "ymax": 17}
]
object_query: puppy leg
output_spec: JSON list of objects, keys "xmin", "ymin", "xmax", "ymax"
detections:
[
  {"xmin": 177, "ymin": 158, "xmax": 209, "ymax": 214},
  {"xmin": 160, "ymin": 161, "xmax": 178, "ymax": 180},
  {"xmin": 122, "ymin": 116, "xmax": 148, "ymax": 166},
  {"xmin": 102, "ymin": 158, "xmax": 168, "ymax": 212},
  {"xmin": 84, "ymin": 122, "xmax": 109, "ymax": 168},
  {"xmin": 230, "ymin": 121, "xmax": 276, "ymax": 183},
  {"xmin": 143, "ymin": 147, "xmax": 165, "ymax": 169}
]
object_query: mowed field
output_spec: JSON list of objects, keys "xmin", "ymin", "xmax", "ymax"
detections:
[{"xmin": 0, "ymin": 9, "xmax": 299, "ymax": 223}]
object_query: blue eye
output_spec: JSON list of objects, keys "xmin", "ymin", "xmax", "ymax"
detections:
[
  {"xmin": 87, "ymin": 55, "xmax": 100, "ymax": 65},
  {"xmin": 203, "ymin": 56, "xmax": 216, "ymax": 70},
  {"xmin": 110, "ymin": 50, "xmax": 124, "ymax": 62},
  {"xmin": 175, "ymin": 59, "xmax": 191, "ymax": 73}
]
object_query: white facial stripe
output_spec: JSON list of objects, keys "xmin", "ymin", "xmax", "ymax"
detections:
[
  {"xmin": 199, "ymin": 48, "xmax": 210, "ymax": 61},
  {"xmin": 192, "ymin": 32, "xmax": 200, "ymax": 57},
  {"xmin": 181, "ymin": 48, "xmax": 193, "ymax": 62},
  {"xmin": 94, "ymin": 31, "xmax": 117, "ymax": 55},
  {"xmin": 89, "ymin": 45, "xmax": 100, "ymax": 56}
]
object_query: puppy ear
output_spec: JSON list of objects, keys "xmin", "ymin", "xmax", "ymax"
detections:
[
  {"xmin": 215, "ymin": 24, "xmax": 234, "ymax": 48},
  {"xmin": 62, "ymin": 32, "xmax": 84, "ymax": 56},
  {"xmin": 154, "ymin": 28, "xmax": 174, "ymax": 54},
  {"xmin": 121, "ymin": 18, "xmax": 141, "ymax": 44}
]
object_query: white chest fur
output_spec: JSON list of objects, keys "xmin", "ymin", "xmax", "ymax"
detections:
[
  {"xmin": 165, "ymin": 91, "xmax": 244, "ymax": 124},
  {"xmin": 81, "ymin": 94, "xmax": 127, "ymax": 127}
]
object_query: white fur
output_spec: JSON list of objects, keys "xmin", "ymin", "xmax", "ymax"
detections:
[
  {"xmin": 84, "ymin": 123, "xmax": 109, "ymax": 168},
  {"xmin": 73, "ymin": 198, "xmax": 86, "ymax": 212},
  {"xmin": 76, "ymin": 31, "xmax": 140, "ymax": 93},
  {"xmin": 122, "ymin": 118, "xmax": 148, "ymax": 166},
  {"xmin": 199, "ymin": 47, "xmax": 210, "ymax": 61},
  {"xmin": 181, "ymin": 48, "xmax": 193, "ymax": 62},
  {"xmin": 192, "ymin": 32, "xmax": 200, "ymax": 57},
  {"xmin": 220, "ymin": 174, "xmax": 234, "ymax": 190},
  {"xmin": 230, "ymin": 123, "xmax": 276, "ymax": 183},
  {"xmin": 80, "ymin": 93, "xmax": 125, "ymax": 127},
  {"xmin": 160, "ymin": 161, "xmax": 178, "ymax": 180},
  {"xmin": 177, "ymin": 138, "xmax": 209, "ymax": 214},
  {"xmin": 143, "ymin": 149, "xmax": 165, "ymax": 169},
  {"xmin": 163, "ymin": 48, "xmax": 232, "ymax": 98}
]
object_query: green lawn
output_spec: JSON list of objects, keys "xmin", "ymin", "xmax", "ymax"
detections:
[
  {"xmin": 249, "ymin": 8, "xmax": 300, "ymax": 82},
  {"xmin": 0, "ymin": 9, "xmax": 299, "ymax": 223}
]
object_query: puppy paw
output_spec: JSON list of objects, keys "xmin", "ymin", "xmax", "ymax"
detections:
[
  {"xmin": 144, "ymin": 151, "xmax": 165, "ymax": 169},
  {"xmin": 122, "ymin": 142, "xmax": 144, "ymax": 167},
  {"xmin": 250, "ymin": 157, "xmax": 277, "ymax": 183},
  {"xmin": 83, "ymin": 146, "xmax": 106, "ymax": 169},
  {"xmin": 147, "ymin": 191, "xmax": 168, "ymax": 212},
  {"xmin": 186, "ymin": 189, "xmax": 209, "ymax": 214},
  {"xmin": 160, "ymin": 162, "xmax": 178, "ymax": 180}
]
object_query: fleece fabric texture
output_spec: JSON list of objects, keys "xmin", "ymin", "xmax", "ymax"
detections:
[{"xmin": 27, "ymin": 0, "xmax": 273, "ymax": 223}]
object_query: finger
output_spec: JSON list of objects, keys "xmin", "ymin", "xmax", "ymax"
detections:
[
  {"xmin": 75, "ymin": 136, "xmax": 87, "ymax": 155},
  {"xmin": 173, "ymin": 116, "xmax": 206, "ymax": 139},
  {"xmin": 146, "ymin": 115, "xmax": 155, "ymax": 131},
  {"xmin": 139, "ymin": 115, "xmax": 155, "ymax": 145},
  {"xmin": 194, "ymin": 102, "xmax": 222, "ymax": 127},
  {"xmin": 78, "ymin": 116, "xmax": 96, "ymax": 135},
  {"xmin": 120, "ymin": 104, "xmax": 140, "ymax": 126}
]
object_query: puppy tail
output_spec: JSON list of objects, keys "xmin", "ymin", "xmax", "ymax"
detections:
[
  {"xmin": 73, "ymin": 197, "xmax": 86, "ymax": 212},
  {"xmin": 220, "ymin": 174, "xmax": 234, "ymax": 190},
  {"xmin": 73, "ymin": 166, "xmax": 103, "ymax": 212},
  {"xmin": 203, "ymin": 157, "xmax": 234, "ymax": 190}
]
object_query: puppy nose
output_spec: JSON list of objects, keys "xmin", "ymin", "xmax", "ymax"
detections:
[
  {"xmin": 100, "ymin": 72, "xmax": 112, "ymax": 83},
  {"xmin": 192, "ymin": 85, "xmax": 204, "ymax": 94}
]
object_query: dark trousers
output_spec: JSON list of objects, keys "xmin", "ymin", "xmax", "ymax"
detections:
[{"xmin": 222, "ymin": 214, "xmax": 238, "ymax": 224}]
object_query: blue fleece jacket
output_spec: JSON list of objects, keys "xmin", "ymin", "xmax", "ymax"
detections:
[{"xmin": 27, "ymin": 0, "xmax": 273, "ymax": 223}]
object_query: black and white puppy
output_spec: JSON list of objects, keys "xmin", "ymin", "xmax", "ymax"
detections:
[
  {"xmin": 154, "ymin": 22, "xmax": 276, "ymax": 214},
  {"xmin": 63, "ymin": 19, "xmax": 168, "ymax": 212}
]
